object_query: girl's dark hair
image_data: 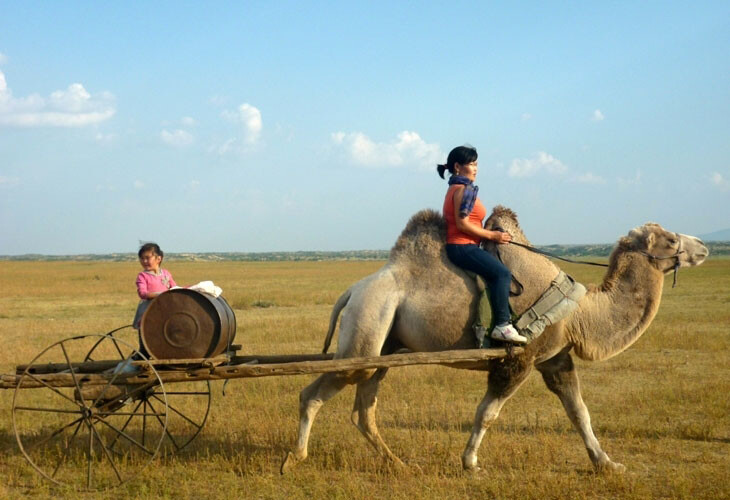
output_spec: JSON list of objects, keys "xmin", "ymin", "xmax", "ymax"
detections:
[
  {"xmin": 138, "ymin": 242, "xmax": 163, "ymax": 259},
  {"xmin": 437, "ymin": 145, "xmax": 478, "ymax": 179}
]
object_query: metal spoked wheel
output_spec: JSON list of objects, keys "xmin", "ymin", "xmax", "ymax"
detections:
[
  {"xmin": 12, "ymin": 334, "xmax": 168, "ymax": 490},
  {"xmin": 84, "ymin": 326, "xmax": 212, "ymax": 452}
]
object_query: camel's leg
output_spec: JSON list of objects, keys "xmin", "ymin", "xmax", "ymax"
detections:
[
  {"xmin": 537, "ymin": 351, "xmax": 626, "ymax": 473},
  {"xmin": 349, "ymin": 368, "xmax": 405, "ymax": 466},
  {"xmin": 461, "ymin": 357, "xmax": 532, "ymax": 471},
  {"xmin": 280, "ymin": 372, "xmax": 350, "ymax": 474},
  {"xmin": 282, "ymin": 275, "xmax": 399, "ymax": 474}
]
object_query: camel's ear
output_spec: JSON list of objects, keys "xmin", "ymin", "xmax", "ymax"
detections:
[{"xmin": 646, "ymin": 231, "xmax": 656, "ymax": 249}]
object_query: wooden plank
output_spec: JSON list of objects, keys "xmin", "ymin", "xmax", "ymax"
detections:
[
  {"xmin": 15, "ymin": 360, "xmax": 119, "ymax": 375},
  {"xmin": 15, "ymin": 355, "xmax": 233, "ymax": 375},
  {"xmin": 229, "ymin": 353, "xmax": 334, "ymax": 365},
  {"xmin": 1, "ymin": 348, "xmax": 520, "ymax": 389},
  {"xmin": 14, "ymin": 353, "xmax": 333, "ymax": 375}
]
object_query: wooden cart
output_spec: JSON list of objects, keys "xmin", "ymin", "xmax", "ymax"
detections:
[{"xmin": 1, "ymin": 325, "xmax": 517, "ymax": 490}]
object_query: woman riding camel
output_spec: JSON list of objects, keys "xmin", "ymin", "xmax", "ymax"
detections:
[{"xmin": 438, "ymin": 145, "xmax": 526, "ymax": 345}]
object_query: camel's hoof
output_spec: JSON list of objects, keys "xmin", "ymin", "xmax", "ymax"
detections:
[
  {"xmin": 464, "ymin": 465, "xmax": 482, "ymax": 475},
  {"xmin": 409, "ymin": 462, "xmax": 423, "ymax": 474},
  {"xmin": 608, "ymin": 462, "xmax": 626, "ymax": 473},
  {"xmin": 462, "ymin": 455, "xmax": 480, "ymax": 473},
  {"xmin": 280, "ymin": 451, "xmax": 299, "ymax": 475},
  {"xmin": 462, "ymin": 459, "xmax": 481, "ymax": 474},
  {"xmin": 597, "ymin": 460, "xmax": 626, "ymax": 474},
  {"xmin": 381, "ymin": 457, "xmax": 411, "ymax": 474}
]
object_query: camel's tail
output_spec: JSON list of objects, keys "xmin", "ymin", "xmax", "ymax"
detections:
[{"xmin": 322, "ymin": 288, "xmax": 352, "ymax": 354}]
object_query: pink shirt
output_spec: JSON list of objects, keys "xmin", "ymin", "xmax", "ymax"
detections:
[{"xmin": 136, "ymin": 269, "xmax": 177, "ymax": 299}]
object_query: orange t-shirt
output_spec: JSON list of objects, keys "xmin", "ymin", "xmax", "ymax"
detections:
[{"xmin": 443, "ymin": 185, "xmax": 486, "ymax": 245}]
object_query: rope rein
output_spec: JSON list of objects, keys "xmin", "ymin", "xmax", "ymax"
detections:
[
  {"xmin": 501, "ymin": 232, "xmax": 685, "ymax": 288},
  {"xmin": 507, "ymin": 241, "xmax": 609, "ymax": 268}
]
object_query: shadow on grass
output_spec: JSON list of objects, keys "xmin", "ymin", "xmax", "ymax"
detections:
[
  {"xmin": 596, "ymin": 424, "xmax": 730, "ymax": 443},
  {"xmin": 384, "ymin": 417, "xmax": 574, "ymax": 436},
  {"xmin": 0, "ymin": 429, "xmax": 17, "ymax": 450}
]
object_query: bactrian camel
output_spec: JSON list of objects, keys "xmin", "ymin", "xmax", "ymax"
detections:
[{"xmin": 281, "ymin": 207, "xmax": 709, "ymax": 473}]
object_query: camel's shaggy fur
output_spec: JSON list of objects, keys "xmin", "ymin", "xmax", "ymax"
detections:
[{"xmin": 283, "ymin": 207, "xmax": 709, "ymax": 474}]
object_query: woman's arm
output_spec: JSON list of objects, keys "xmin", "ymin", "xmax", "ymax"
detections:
[{"xmin": 452, "ymin": 186, "xmax": 512, "ymax": 244}]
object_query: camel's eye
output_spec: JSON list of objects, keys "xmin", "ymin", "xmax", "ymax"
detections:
[{"xmin": 668, "ymin": 238, "xmax": 678, "ymax": 246}]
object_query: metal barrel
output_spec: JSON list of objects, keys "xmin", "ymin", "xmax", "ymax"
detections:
[{"xmin": 140, "ymin": 289, "xmax": 237, "ymax": 359}]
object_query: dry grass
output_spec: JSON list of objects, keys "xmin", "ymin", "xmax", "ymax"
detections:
[{"xmin": 0, "ymin": 258, "xmax": 728, "ymax": 499}]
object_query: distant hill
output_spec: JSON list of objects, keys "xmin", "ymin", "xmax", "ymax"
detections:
[
  {"xmin": 698, "ymin": 228, "xmax": 730, "ymax": 242},
  {"xmin": 3, "ymin": 241, "xmax": 729, "ymax": 261},
  {"xmin": 0, "ymin": 250, "xmax": 392, "ymax": 262}
]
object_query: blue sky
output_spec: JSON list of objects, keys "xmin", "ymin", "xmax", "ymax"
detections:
[{"xmin": 1, "ymin": 1, "xmax": 728, "ymax": 254}]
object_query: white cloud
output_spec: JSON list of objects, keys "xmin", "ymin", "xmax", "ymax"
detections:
[
  {"xmin": 0, "ymin": 175, "xmax": 20, "ymax": 187},
  {"xmin": 181, "ymin": 116, "xmax": 196, "ymax": 127},
  {"xmin": 160, "ymin": 128, "xmax": 194, "ymax": 147},
  {"xmin": 238, "ymin": 103, "xmax": 262, "ymax": 144},
  {"xmin": 209, "ymin": 137, "xmax": 237, "ymax": 156},
  {"xmin": 710, "ymin": 172, "xmax": 729, "ymax": 192},
  {"xmin": 331, "ymin": 130, "xmax": 442, "ymax": 169},
  {"xmin": 0, "ymin": 70, "xmax": 115, "ymax": 127},
  {"xmin": 95, "ymin": 132, "xmax": 116, "ymax": 143},
  {"xmin": 572, "ymin": 172, "xmax": 606, "ymax": 184},
  {"xmin": 592, "ymin": 109, "xmax": 605, "ymax": 121},
  {"xmin": 618, "ymin": 170, "xmax": 642, "ymax": 187},
  {"xmin": 189, "ymin": 180, "xmax": 200, "ymax": 190},
  {"xmin": 223, "ymin": 103, "xmax": 262, "ymax": 145},
  {"xmin": 209, "ymin": 95, "xmax": 228, "ymax": 106},
  {"xmin": 0, "ymin": 52, "xmax": 7, "ymax": 65},
  {"xmin": 508, "ymin": 151, "xmax": 568, "ymax": 178},
  {"xmin": 521, "ymin": 113, "xmax": 532, "ymax": 121},
  {"xmin": 134, "ymin": 180, "xmax": 145, "ymax": 189}
]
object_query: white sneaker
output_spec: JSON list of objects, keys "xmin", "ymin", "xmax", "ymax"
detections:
[{"xmin": 490, "ymin": 324, "xmax": 527, "ymax": 344}]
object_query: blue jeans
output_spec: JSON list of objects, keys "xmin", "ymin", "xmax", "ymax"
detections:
[{"xmin": 445, "ymin": 244, "xmax": 512, "ymax": 326}]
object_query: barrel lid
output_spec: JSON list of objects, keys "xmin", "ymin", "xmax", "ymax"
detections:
[{"xmin": 140, "ymin": 289, "xmax": 221, "ymax": 359}]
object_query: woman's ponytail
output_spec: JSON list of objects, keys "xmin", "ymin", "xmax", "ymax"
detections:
[{"xmin": 437, "ymin": 164, "xmax": 448, "ymax": 179}]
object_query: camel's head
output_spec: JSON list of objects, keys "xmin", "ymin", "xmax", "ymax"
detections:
[
  {"xmin": 483, "ymin": 205, "xmax": 530, "ymax": 246},
  {"xmin": 621, "ymin": 223, "xmax": 709, "ymax": 273}
]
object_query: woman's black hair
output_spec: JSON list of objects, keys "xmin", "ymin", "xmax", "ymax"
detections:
[
  {"xmin": 138, "ymin": 242, "xmax": 163, "ymax": 259},
  {"xmin": 437, "ymin": 145, "xmax": 478, "ymax": 179}
]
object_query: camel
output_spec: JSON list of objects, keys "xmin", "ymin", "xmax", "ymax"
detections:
[{"xmin": 281, "ymin": 207, "xmax": 709, "ymax": 474}]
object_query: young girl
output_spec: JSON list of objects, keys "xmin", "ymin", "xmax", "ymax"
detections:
[
  {"xmin": 132, "ymin": 242, "xmax": 177, "ymax": 330},
  {"xmin": 438, "ymin": 145, "xmax": 526, "ymax": 345}
]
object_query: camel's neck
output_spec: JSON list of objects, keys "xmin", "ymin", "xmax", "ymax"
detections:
[{"xmin": 568, "ymin": 252, "xmax": 665, "ymax": 361}]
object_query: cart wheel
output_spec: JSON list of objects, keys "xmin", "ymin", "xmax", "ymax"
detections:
[
  {"xmin": 84, "ymin": 326, "xmax": 211, "ymax": 452},
  {"xmin": 12, "ymin": 334, "xmax": 168, "ymax": 490}
]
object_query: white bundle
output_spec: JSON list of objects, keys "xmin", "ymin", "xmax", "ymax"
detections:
[{"xmin": 188, "ymin": 280, "xmax": 223, "ymax": 298}]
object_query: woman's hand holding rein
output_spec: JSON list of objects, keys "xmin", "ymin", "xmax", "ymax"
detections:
[{"xmin": 490, "ymin": 230, "xmax": 512, "ymax": 245}]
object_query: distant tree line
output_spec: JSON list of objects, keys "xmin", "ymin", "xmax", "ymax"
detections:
[{"xmin": 3, "ymin": 241, "xmax": 729, "ymax": 261}]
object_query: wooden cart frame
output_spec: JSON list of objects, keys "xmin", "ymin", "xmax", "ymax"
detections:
[{"xmin": 1, "ymin": 327, "xmax": 518, "ymax": 490}]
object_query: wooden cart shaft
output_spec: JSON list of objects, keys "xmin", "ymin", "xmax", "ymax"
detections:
[{"xmin": 2, "ymin": 348, "xmax": 520, "ymax": 389}]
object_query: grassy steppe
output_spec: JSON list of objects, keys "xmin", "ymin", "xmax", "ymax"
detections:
[{"xmin": 0, "ymin": 258, "xmax": 728, "ymax": 499}]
